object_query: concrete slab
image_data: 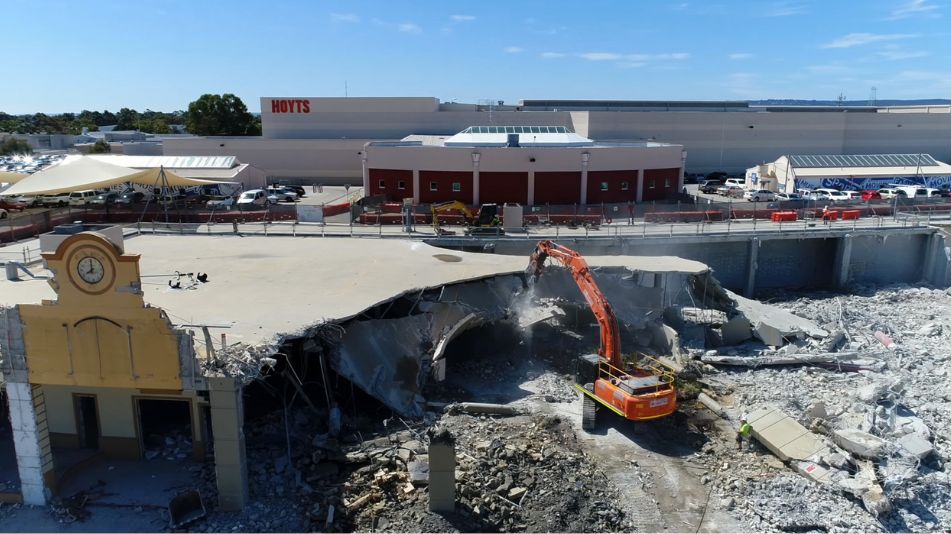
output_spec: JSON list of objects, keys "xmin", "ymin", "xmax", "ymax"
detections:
[
  {"xmin": 0, "ymin": 235, "xmax": 710, "ymax": 354},
  {"xmin": 897, "ymin": 433, "xmax": 933, "ymax": 459},
  {"xmin": 728, "ymin": 291, "xmax": 828, "ymax": 343},
  {"xmin": 832, "ymin": 428, "xmax": 889, "ymax": 459},
  {"xmin": 747, "ymin": 405, "xmax": 829, "ymax": 462},
  {"xmin": 720, "ymin": 316, "xmax": 751, "ymax": 345}
]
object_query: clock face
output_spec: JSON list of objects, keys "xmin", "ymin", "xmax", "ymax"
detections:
[
  {"xmin": 66, "ymin": 245, "xmax": 116, "ymax": 294},
  {"xmin": 77, "ymin": 256, "xmax": 105, "ymax": 284}
]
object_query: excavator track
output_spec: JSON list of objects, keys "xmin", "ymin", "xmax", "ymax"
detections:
[{"xmin": 581, "ymin": 383, "xmax": 597, "ymax": 431}]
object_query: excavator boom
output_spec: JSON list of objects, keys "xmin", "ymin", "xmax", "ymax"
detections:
[
  {"xmin": 527, "ymin": 240, "xmax": 622, "ymax": 368},
  {"xmin": 527, "ymin": 239, "xmax": 677, "ymax": 425}
]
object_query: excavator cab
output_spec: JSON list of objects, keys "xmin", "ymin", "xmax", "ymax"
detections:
[{"xmin": 475, "ymin": 203, "xmax": 499, "ymax": 227}]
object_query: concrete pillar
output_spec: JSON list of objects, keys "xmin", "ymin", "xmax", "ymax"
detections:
[
  {"xmin": 580, "ymin": 152, "xmax": 590, "ymax": 205},
  {"xmin": 428, "ymin": 429, "xmax": 456, "ymax": 513},
  {"xmin": 412, "ymin": 170, "xmax": 420, "ymax": 205},
  {"xmin": 636, "ymin": 169, "xmax": 645, "ymax": 203},
  {"xmin": 744, "ymin": 238, "xmax": 760, "ymax": 297},
  {"xmin": 833, "ymin": 234, "xmax": 853, "ymax": 289},
  {"xmin": 527, "ymin": 169, "xmax": 535, "ymax": 207},
  {"xmin": 209, "ymin": 377, "xmax": 248, "ymax": 511},
  {"xmin": 7, "ymin": 383, "xmax": 54, "ymax": 505},
  {"xmin": 360, "ymin": 152, "xmax": 369, "ymax": 194},
  {"xmin": 471, "ymin": 152, "xmax": 480, "ymax": 206},
  {"xmin": 679, "ymin": 151, "xmax": 687, "ymax": 190}
]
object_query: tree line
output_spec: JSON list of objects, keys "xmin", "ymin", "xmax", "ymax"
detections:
[{"xmin": 0, "ymin": 94, "xmax": 261, "ymax": 137}]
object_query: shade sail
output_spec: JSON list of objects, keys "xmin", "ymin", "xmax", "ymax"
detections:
[
  {"xmin": 0, "ymin": 171, "xmax": 30, "ymax": 184},
  {"xmin": 0, "ymin": 156, "xmax": 235, "ymax": 195}
]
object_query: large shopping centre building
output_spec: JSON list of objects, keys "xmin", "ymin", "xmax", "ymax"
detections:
[{"xmin": 161, "ymin": 96, "xmax": 951, "ymax": 203}]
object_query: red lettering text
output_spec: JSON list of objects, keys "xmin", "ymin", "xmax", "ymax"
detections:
[{"xmin": 270, "ymin": 99, "xmax": 312, "ymax": 114}]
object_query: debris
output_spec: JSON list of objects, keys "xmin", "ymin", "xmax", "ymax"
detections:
[
  {"xmin": 832, "ymin": 429, "xmax": 889, "ymax": 459},
  {"xmin": 720, "ymin": 316, "xmax": 752, "ymax": 345},
  {"xmin": 897, "ymin": 432, "xmax": 934, "ymax": 459},
  {"xmin": 168, "ymin": 490, "xmax": 206, "ymax": 529},
  {"xmin": 697, "ymin": 392, "xmax": 724, "ymax": 416},
  {"xmin": 700, "ymin": 351, "xmax": 863, "ymax": 367},
  {"xmin": 873, "ymin": 330, "xmax": 897, "ymax": 349},
  {"xmin": 447, "ymin": 402, "xmax": 520, "ymax": 416},
  {"xmin": 747, "ymin": 405, "xmax": 831, "ymax": 462}
]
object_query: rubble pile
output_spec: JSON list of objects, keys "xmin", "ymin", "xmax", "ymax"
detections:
[
  {"xmin": 143, "ymin": 428, "xmax": 193, "ymax": 461},
  {"xmin": 336, "ymin": 412, "xmax": 630, "ymax": 533},
  {"xmin": 693, "ymin": 284, "xmax": 951, "ymax": 532}
]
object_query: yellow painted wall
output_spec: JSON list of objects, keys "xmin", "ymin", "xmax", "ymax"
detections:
[
  {"xmin": 43, "ymin": 385, "xmax": 203, "ymax": 440},
  {"xmin": 20, "ymin": 232, "xmax": 185, "ymax": 390}
]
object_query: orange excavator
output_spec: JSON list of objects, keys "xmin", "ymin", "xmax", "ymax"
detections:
[{"xmin": 527, "ymin": 240, "xmax": 677, "ymax": 430}]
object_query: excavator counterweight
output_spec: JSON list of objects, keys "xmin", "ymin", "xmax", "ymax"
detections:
[{"xmin": 527, "ymin": 240, "xmax": 677, "ymax": 427}]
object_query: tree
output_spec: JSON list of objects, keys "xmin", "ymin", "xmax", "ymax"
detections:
[
  {"xmin": 0, "ymin": 137, "xmax": 33, "ymax": 155},
  {"xmin": 115, "ymin": 107, "xmax": 139, "ymax": 131},
  {"xmin": 185, "ymin": 94, "xmax": 260, "ymax": 136},
  {"xmin": 87, "ymin": 139, "xmax": 111, "ymax": 154}
]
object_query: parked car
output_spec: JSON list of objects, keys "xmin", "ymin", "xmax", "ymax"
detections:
[
  {"xmin": 743, "ymin": 189, "xmax": 775, "ymax": 202},
  {"xmin": 89, "ymin": 191, "xmax": 119, "ymax": 206},
  {"xmin": 860, "ymin": 190, "xmax": 882, "ymax": 200},
  {"xmin": 11, "ymin": 195, "xmax": 39, "ymax": 207},
  {"xmin": 813, "ymin": 188, "xmax": 849, "ymax": 202},
  {"xmin": 0, "ymin": 208, "xmax": 7, "ymax": 219},
  {"xmin": 68, "ymin": 190, "xmax": 98, "ymax": 206},
  {"xmin": 724, "ymin": 178, "xmax": 746, "ymax": 188},
  {"xmin": 206, "ymin": 196, "xmax": 235, "ymax": 210},
  {"xmin": 842, "ymin": 191, "xmax": 862, "ymax": 200},
  {"xmin": 936, "ymin": 188, "xmax": 951, "ymax": 198},
  {"xmin": 236, "ymin": 189, "xmax": 277, "ymax": 210},
  {"xmin": 115, "ymin": 190, "xmax": 146, "ymax": 205},
  {"xmin": 774, "ymin": 192, "xmax": 803, "ymax": 201},
  {"xmin": 265, "ymin": 186, "xmax": 298, "ymax": 202},
  {"xmin": 699, "ymin": 180, "xmax": 723, "ymax": 194},
  {"xmin": 716, "ymin": 184, "xmax": 745, "ymax": 198},
  {"xmin": 877, "ymin": 188, "xmax": 905, "ymax": 200},
  {"xmin": 275, "ymin": 184, "xmax": 306, "ymax": 198},
  {"xmin": 41, "ymin": 193, "xmax": 72, "ymax": 207},
  {"xmin": 0, "ymin": 197, "xmax": 27, "ymax": 211},
  {"xmin": 914, "ymin": 187, "xmax": 942, "ymax": 198}
]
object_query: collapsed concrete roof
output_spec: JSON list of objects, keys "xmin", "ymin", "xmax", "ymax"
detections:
[{"xmin": 0, "ymin": 235, "xmax": 709, "ymax": 354}]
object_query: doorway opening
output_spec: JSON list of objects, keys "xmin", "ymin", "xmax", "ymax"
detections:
[
  {"xmin": 74, "ymin": 395, "xmax": 100, "ymax": 449},
  {"xmin": 137, "ymin": 399, "xmax": 193, "ymax": 461}
]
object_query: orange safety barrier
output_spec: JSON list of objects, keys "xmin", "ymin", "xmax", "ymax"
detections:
[
  {"xmin": 821, "ymin": 211, "xmax": 840, "ymax": 221},
  {"xmin": 771, "ymin": 211, "xmax": 797, "ymax": 222},
  {"xmin": 840, "ymin": 209, "xmax": 860, "ymax": 220}
]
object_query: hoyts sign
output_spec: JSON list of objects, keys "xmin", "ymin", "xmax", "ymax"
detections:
[{"xmin": 270, "ymin": 99, "xmax": 311, "ymax": 113}]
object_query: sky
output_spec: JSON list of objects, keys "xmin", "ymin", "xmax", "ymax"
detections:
[{"xmin": 3, "ymin": 0, "xmax": 950, "ymax": 113}]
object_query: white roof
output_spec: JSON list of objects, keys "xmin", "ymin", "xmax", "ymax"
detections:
[
  {"xmin": 793, "ymin": 165, "xmax": 951, "ymax": 177},
  {"xmin": 444, "ymin": 125, "xmax": 594, "ymax": 147},
  {"xmin": 86, "ymin": 155, "xmax": 238, "ymax": 169}
]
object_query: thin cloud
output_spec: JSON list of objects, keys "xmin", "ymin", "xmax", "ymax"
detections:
[
  {"xmin": 878, "ymin": 49, "xmax": 929, "ymax": 60},
  {"xmin": 504, "ymin": 46, "xmax": 524, "ymax": 54},
  {"xmin": 540, "ymin": 52, "xmax": 566, "ymax": 59},
  {"xmin": 398, "ymin": 22, "xmax": 422, "ymax": 34},
  {"xmin": 450, "ymin": 14, "xmax": 476, "ymax": 22},
  {"xmin": 579, "ymin": 52, "xmax": 622, "ymax": 61},
  {"xmin": 821, "ymin": 33, "xmax": 917, "ymax": 48},
  {"xmin": 619, "ymin": 62, "xmax": 647, "ymax": 69},
  {"xmin": 761, "ymin": 1, "xmax": 808, "ymax": 17},
  {"xmin": 330, "ymin": 13, "xmax": 360, "ymax": 23},
  {"xmin": 729, "ymin": 52, "xmax": 754, "ymax": 60},
  {"xmin": 889, "ymin": 0, "xmax": 941, "ymax": 19}
]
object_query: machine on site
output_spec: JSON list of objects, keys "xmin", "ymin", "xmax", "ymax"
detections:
[
  {"xmin": 527, "ymin": 240, "xmax": 678, "ymax": 430},
  {"xmin": 431, "ymin": 201, "xmax": 500, "ymax": 235}
]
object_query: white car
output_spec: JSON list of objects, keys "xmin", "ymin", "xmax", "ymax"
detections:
[
  {"xmin": 206, "ymin": 196, "xmax": 235, "ymax": 210},
  {"xmin": 265, "ymin": 187, "xmax": 298, "ymax": 202},
  {"xmin": 236, "ymin": 189, "xmax": 278, "ymax": 210},
  {"xmin": 774, "ymin": 192, "xmax": 803, "ymax": 201},
  {"xmin": 41, "ymin": 193, "xmax": 72, "ymax": 207},
  {"xmin": 842, "ymin": 191, "xmax": 862, "ymax": 200},
  {"xmin": 814, "ymin": 188, "xmax": 849, "ymax": 202},
  {"xmin": 878, "ymin": 188, "xmax": 901, "ymax": 199},
  {"xmin": 743, "ymin": 189, "xmax": 775, "ymax": 202},
  {"xmin": 11, "ymin": 195, "xmax": 38, "ymax": 207}
]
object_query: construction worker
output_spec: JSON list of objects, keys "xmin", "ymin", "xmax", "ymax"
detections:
[{"xmin": 736, "ymin": 417, "xmax": 752, "ymax": 450}]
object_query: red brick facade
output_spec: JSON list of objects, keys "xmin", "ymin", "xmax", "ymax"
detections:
[
  {"xmin": 480, "ymin": 172, "xmax": 528, "ymax": 205},
  {"xmin": 419, "ymin": 171, "xmax": 473, "ymax": 204},
  {"xmin": 534, "ymin": 172, "xmax": 582, "ymax": 205},
  {"xmin": 587, "ymin": 170, "xmax": 637, "ymax": 204},
  {"xmin": 642, "ymin": 168, "xmax": 680, "ymax": 201},
  {"xmin": 368, "ymin": 168, "xmax": 413, "ymax": 201}
]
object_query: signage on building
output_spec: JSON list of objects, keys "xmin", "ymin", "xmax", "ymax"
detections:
[{"xmin": 270, "ymin": 99, "xmax": 311, "ymax": 113}]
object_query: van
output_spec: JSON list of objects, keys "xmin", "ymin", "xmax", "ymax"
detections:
[
  {"xmin": 724, "ymin": 178, "xmax": 745, "ymax": 188},
  {"xmin": 68, "ymin": 190, "xmax": 97, "ymax": 206}
]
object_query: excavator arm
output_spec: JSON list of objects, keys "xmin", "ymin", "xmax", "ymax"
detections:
[{"xmin": 527, "ymin": 240, "xmax": 622, "ymax": 368}]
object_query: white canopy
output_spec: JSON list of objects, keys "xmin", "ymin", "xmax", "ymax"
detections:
[
  {"xmin": 0, "ymin": 156, "xmax": 235, "ymax": 196},
  {"xmin": 0, "ymin": 171, "xmax": 29, "ymax": 184}
]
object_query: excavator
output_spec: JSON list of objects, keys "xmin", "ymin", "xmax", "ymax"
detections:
[
  {"xmin": 431, "ymin": 201, "xmax": 500, "ymax": 235},
  {"xmin": 527, "ymin": 240, "xmax": 678, "ymax": 431}
]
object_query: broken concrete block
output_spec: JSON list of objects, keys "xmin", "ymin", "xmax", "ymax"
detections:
[
  {"xmin": 794, "ymin": 460, "xmax": 835, "ymax": 484},
  {"xmin": 832, "ymin": 429, "xmax": 889, "ymax": 459},
  {"xmin": 729, "ymin": 291, "xmax": 828, "ymax": 341},
  {"xmin": 805, "ymin": 402, "xmax": 828, "ymax": 420},
  {"xmin": 752, "ymin": 321, "xmax": 785, "ymax": 347},
  {"xmin": 407, "ymin": 460, "xmax": 429, "ymax": 484},
  {"xmin": 720, "ymin": 316, "xmax": 752, "ymax": 346},
  {"xmin": 897, "ymin": 433, "xmax": 933, "ymax": 459},
  {"xmin": 857, "ymin": 383, "xmax": 887, "ymax": 403},
  {"xmin": 748, "ymin": 405, "xmax": 830, "ymax": 462},
  {"xmin": 861, "ymin": 485, "xmax": 891, "ymax": 517},
  {"xmin": 508, "ymin": 487, "xmax": 528, "ymax": 501}
]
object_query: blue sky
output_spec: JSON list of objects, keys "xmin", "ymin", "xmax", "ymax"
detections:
[{"xmin": 3, "ymin": 0, "xmax": 949, "ymax": 113}]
